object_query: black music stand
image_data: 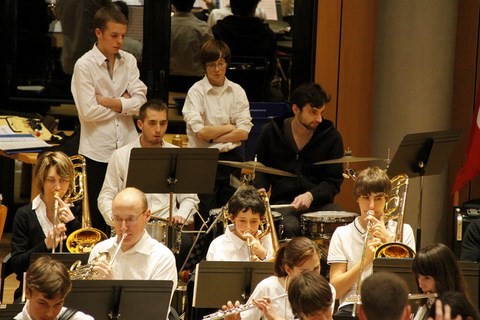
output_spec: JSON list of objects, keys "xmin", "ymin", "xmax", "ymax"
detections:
[
  {"xmin": 193, "ymin": 261, "xmax": 275, "ymax": 308},
  {"xmin": 387, "ymin": 130, "xmax": 461, "ymax": 250},
  {"xmin": 65, "ymin": 280, "xmax": 173, "ymax": 320},
  {"xmin": 126, "ymin": 148, "xmax": 219, "ymax": 248}
]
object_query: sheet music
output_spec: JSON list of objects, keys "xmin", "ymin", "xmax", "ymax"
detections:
[
  {"xmin": 0, "ymin": 134, "xmax": 51, "ymax": 152},
  {"xmin": 258, "ymin": 0, "xmax": 278, "ymax": 20}
]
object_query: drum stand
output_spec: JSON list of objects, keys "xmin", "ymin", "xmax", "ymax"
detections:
[{"xmin": 386, "ymin": 130, "xmax": 460, "ymax": 250}]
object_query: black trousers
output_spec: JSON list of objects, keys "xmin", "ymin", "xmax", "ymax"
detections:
[{"xmin": 84, "ymin": 156, "xmax": 109, "ymax": 236}]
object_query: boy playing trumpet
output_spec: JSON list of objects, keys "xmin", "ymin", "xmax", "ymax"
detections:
[
  {"xmin": 327, "ymin": 167, "xmax": 416, "ymax": 316},
  {"xmin": 206, "ymin": 186, "xmax": 274, "ymax": 261}
]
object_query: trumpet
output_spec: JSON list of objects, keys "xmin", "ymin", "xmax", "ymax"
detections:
[{"xmin": 203, "ymin": 293, "xmax": 288, "ymax": 320}]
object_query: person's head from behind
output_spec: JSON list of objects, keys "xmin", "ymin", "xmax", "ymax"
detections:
[
  {"xmin": 111, "ymin": 187, "xmax": 150, "ymax": 251},
  {"xmin": 354, "ymin": 167, "xmax": 391, "ymax": 220},
  {"xmin": 25, "ymin": 256, "xmax": 72, "ymax": 320},
  {"xmin": 172, "ymin": 0, "xmax": 195, "ymax": 12},
  {"xmin": 94, "ymin": 4, "xmax": 128, "ymax": 57},
  {"xmin": 274, "ymin": 237, "xmax": 321, "ymax": 277},
  {"xmin": 288, "ymin": 271, "xmax": 332, "ymax": 320},
  {"xmin": 412, "ymin": 243, "xmax": 466, "ymax": 297},
  {"xmin": 36, "ymin": 151, "xmax": 75, "ymax": 200},
  {"xmin": 137, "ymin": 99, "xmax": 168, "ymax": 147},
  {"xmin": 200, "ymin": 39, "xmax": 231, "ymax": 86},
  {"xmin": 290, "ymin": 83, "xmax": 331, "ymax": 131},
  {"xmin": 227, "ymin": 186, "xmax": 265, "ymax": 239},
  {"xmin": 230, "ymin": 0, "xmax": 260, "ymax": 16},
  {"xmin": 358, "ymin": 272, "xmax": 411, "ymax": 320},
  {"xmin": 427, "ymin": 292, "xmax": 479, "ymax": 320}
]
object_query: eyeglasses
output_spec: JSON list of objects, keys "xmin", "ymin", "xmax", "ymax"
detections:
[
  {"xmin": 205, "ymin": 61, "xmax": 227, "ymax": 69},
  {"xmin": 111, "ymin": 209, "xmax": 146, "ymax": 226}
]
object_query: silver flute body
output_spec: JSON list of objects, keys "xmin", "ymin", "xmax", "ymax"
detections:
[{"xmin": 202, "ymin": 293, "xmax": 288, "ymax": 320}]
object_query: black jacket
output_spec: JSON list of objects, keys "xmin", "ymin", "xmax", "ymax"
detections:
[{"xmin": 254, "ymin": 117, "xmax": 344, "ymax": 206}]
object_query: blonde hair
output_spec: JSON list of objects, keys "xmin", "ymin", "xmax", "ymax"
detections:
[{"xmin": 35, "ymin": 151, "xmax": 74, "ymax": 196}]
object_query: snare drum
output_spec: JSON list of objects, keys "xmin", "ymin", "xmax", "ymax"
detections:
[
  {"xmin": 145, "ymin": 220, "xmax": 168, "ymax": 244},
  {"xmin": 301, "ymin": 211, "xmax": 357, "ymax": 240}
]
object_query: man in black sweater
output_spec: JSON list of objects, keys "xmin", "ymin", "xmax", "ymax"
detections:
[{"xmin": 254, "ymin": 83, "xmax": 345, "ymax": 238}]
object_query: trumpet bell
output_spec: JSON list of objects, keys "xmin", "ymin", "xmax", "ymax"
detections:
[
  {"xmin": 66, "ymin": 228, "xmax": 108, "ymax": 253},
  {"xmin": 375, "ymin": 242, "xmax": 416, "ymax": 259}
]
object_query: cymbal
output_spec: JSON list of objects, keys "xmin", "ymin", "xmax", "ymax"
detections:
[
  {"xmin": 218, "ymin": 160, "xmax": 297, "ymax": 177},
  {"xmin": 314, "ymin": 156, "xmax": 383, "ymax": 165}
]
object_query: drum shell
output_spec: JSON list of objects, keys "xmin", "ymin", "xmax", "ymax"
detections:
[
  {"xmin": 301, "ymin": 211, "xmax": 357, "ymax": 240},
  {"xmin": 145, "ymin": 220, "xmax": 168, "ymax": 243}
]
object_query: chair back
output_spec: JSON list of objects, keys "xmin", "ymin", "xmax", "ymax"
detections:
[{"xmin": 226, "ymin": 56, "xmax": 271, "ymax": 102}]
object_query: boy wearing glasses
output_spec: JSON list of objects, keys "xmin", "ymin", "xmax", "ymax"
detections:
[
  {"xmin": 182, "ymin": 39, "xmax": 253, "ymax": 231},
  {"xmin": 88, "ymin": 187, "xmax": 177, "ymax": 291}
]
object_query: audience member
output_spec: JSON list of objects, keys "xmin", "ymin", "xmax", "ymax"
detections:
[
  {"xmin": 11, "ymin": 151, "xmax": 82, "ymax": 301},
  {"xmin": 97, "ymin": 99, "xmax": 199, "ymax": 269},
  {"xmin": 72, "ymin": 4, "xmax": 147, "ymax": 235},
  {"xmin": 170, "ymin": 0, "xmax": 213, "ymax": 77},
  {"xmin": 254, "ymin": 82, "xmax": 344, "ymax": 238},
  {"xmin": 206, "ymin": 3, "xmax": 266, "ymax": 27},
  {"xmin": 182, "ymin": 39, "xmax": 252, "ymax": 230},
  {"xmin": 327, "ymin": 167, "xmax": 415, "ymax": 316},
  {"xmin": 412, "ymin": 243, "xmax": 471, "ymax": 320},
  {"xmin": 358, "ymin": 272, "xmax": 411, "ymax": 320},
  {"xmin": 89, "ymin": 188, "xmax": 177, "ymax": 302},
  {"xmin": 460, "ymin": 218, "xmax": 480, "ymax": 262},
  {"xmin": 427, "ymin": 292, "xmax": 479, "ymax": 320},
  {"xmin": 56, "ymin": 0, "xmax": 111, "ymax": 74},
  {"xmin": 206, "ymin": 186, "xmax": 273, "ymax": 261},
  {"xmin": 113, "ymin": 0, "xmax": 143, "ymax": 62},
  {"xmin": 212, "ymin": 0, "xmax": 277, "ymax": 100},
  {"xmin": 14, "ymin": 256, "xmax": 93, "ymax": 320}
]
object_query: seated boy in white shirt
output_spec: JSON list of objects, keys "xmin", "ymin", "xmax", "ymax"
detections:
[{"xmin": 206, "ymin": 185, "xmax": 274, "ymax": 261}]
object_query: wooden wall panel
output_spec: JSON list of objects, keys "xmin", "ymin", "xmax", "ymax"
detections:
[{"xmin": 315, "ymin": 0, "xmax": 377, "ymax": 212}]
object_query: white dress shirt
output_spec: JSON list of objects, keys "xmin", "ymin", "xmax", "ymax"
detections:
[
  {"xmin": 206, "ymin": 224, "xmax": 274, "ymax": 261},
  {"xmin": 15, "ymin": 302, "xmax": 94, "ymax": 320},
  {"xmin": 72, "ymin": 44, "xmax": 147, "ymax": 163},
  {"xmin": 88, "ymin": 231, "xmax": 178, "ymax": 284},
  {"xmin": 88, "ymin": 231, "xmax": 178, "ymax": 318},
  {"xmin": 98, "ymin": 136, "xmax": 199, "ymax": 226},
  {"xmin": 182, "ymin": 76, "xmax": 252, "ymax": 153},
  {"xmin": 327, "ymin": 217, "xmax": 416, "ymax": 309}
]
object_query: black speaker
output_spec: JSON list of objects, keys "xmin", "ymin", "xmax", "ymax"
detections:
[{"xmin": 452, "ymin": 199, "xmax": 480, "ymax": 259}]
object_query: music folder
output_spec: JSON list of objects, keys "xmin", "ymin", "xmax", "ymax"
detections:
[
  {"xmin": 30, "ymin": 252, "xmax": 89, "ymax": 269},
  {"xmin": 65, "ymin": 280, "xmax": 174, "ymax": 320}
]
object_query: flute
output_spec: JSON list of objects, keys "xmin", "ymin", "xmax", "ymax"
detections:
[{"xmin": 202, "ymin": 293, "xmax": 288, "ymax": 320}]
